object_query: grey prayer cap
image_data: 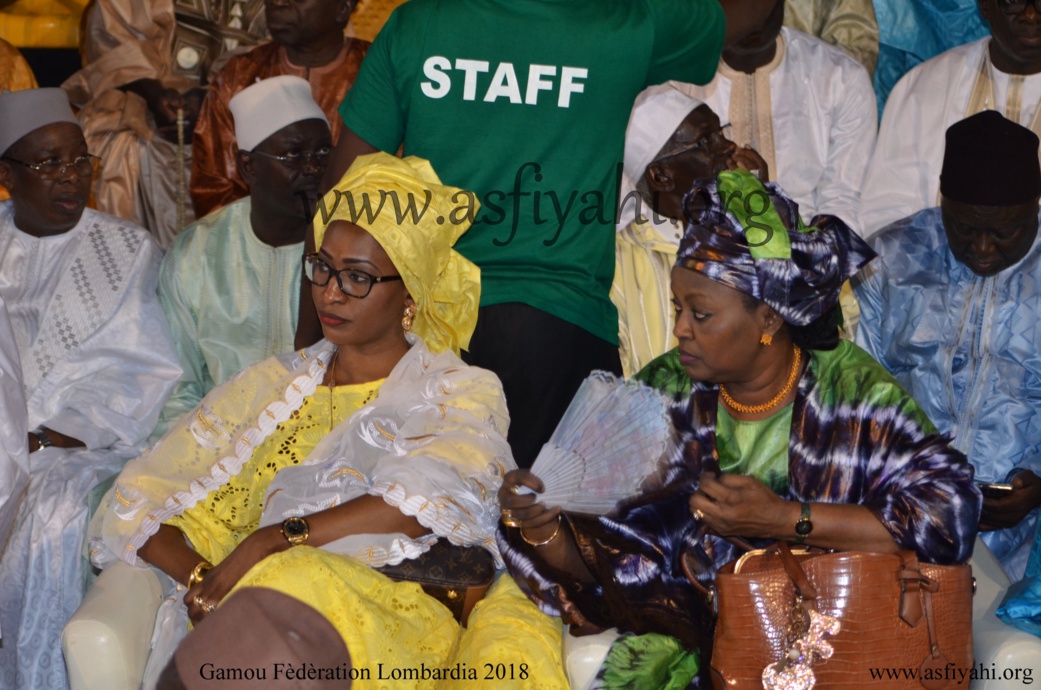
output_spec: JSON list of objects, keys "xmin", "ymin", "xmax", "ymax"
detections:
[{"xmin": 0, "ymin": 88, "xmax": 80, "ymax": 157}]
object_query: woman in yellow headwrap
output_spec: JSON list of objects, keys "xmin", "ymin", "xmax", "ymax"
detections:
[{"xmin": 89, "ymin": 153, "xmax": 569, "ymax": 689}]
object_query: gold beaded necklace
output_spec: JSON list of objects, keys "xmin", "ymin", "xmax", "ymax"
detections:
[{"xmin": 720, "ymin": 346, "xmax": 802, "ymax": 415}]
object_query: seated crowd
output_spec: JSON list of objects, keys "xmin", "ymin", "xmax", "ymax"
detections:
[{"xmin": 0, "ymin": 0, "xmax": 1040, "ymax": 688}]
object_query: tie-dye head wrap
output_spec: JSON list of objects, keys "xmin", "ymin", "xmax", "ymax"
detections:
[{"xmin": 675, "ymin": 169, "xmax": 875, "ymax": 327}]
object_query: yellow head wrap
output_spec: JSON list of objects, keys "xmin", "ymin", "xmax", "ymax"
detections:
[{"xmin": 313, "ymin": 153, "xmax": 481, "ymax": 355}]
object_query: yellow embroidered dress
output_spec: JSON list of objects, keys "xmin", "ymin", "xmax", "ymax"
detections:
[
  {"xmin": 92, "ymin": 337, "xmax": 570, "ymax": 689},
  {"xmin": 165, "ymin": 383, "xmax": 382, "ymax": 565},
  {"xmin": 164, "ymin": 382, "xmax": 481, "ymax": 687}
]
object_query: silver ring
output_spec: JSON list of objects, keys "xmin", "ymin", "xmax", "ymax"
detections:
[{"xmin": 194, "ymin": 595, "xmax": 216, "ymax": 613}]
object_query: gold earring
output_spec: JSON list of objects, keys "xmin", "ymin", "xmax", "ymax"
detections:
[
  {"xmin": 760, "ymin": 333, "xmax": 773, "ymax": 346},
  {"xmin": 402, "ymin": 305, "xmax": 416, "ymax": 332}
]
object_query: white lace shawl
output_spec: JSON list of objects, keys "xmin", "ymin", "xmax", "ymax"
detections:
[{"xmin": 88, "ymin": 335, "xmax": 515, "ymax": 570}]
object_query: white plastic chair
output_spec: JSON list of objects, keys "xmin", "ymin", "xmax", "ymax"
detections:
[
  {"xmin": 969, "ymin": 538, "xmax": 1041, "ymax": 689},
  {"xmin": 62, "ymin": 561, "xmax": 162, "ymax": 690}
]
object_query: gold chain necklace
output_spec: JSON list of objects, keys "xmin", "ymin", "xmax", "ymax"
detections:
[
  {"xmin": 324, "ymin": 348, "xmax": 379, "ymax": 430},
  {"xmin": 327, "ymin": 348, "xmax": 339, "ymax": 430},
  {"xmin": 327, "ymin": 348, "xmax": 344, "ymax": 388},
  {"xmin": 720, "ymin": 346, "xmax": 802, "ymax": 415}
]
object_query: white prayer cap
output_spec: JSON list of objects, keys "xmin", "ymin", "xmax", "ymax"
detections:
[
  {"xmin": 230, "ymin": 75, "xmax": 329, "ymax": 151},
  {"xmin": 624, "ymin": 84, "xmax": 705, "ymax": 184},
  {"xmin": 0, "ymin": 88, "xmax": 80, "ymax": 157}
]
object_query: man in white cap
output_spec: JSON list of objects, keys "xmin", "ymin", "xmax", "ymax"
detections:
[
  {"xmin": 153, "ymin": 76, "xmax": 332, "ymax": 436},
  {"xmin": 190, "ymin": 0, "xmax": 368, "ymax": 219},
  {"xmin": 613, "ymin": 86, "xmax": 754, "ymax": 376},
  {"xmin": 0, "ymin": 87, "xmax": 181, "ymax": 690}
]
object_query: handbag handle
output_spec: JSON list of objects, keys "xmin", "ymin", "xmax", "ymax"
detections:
[
  {"xmin": 679, "ymin": 528, "xmax": 757, "ymax": 598},
  {"xmin": 775, "ymin": 541, "xmax": 818, "ymax": 602}
]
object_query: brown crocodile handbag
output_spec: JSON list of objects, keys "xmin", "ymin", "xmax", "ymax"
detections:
[
  {"xmin": 376, "ymin": 539, "xmax": 495, "ymax": 626},
  {"xmin": 684, "ymin": 542, "xmax": 974, "ymax": 690}
]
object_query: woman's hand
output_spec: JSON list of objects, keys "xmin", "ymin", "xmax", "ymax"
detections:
[
  {"xmin": 497, "ymin": 469, "xmax": 562, "ymax": 544},
  {"xmin": 690, "ymin": 473, "xmax": 789, "ymax": 538},
  {"xmin": 497, "ymin": 469, "xmax": 593, "ymax": 581},
  {"xmin": 184, "ymin": 525, "xmax": 285, "ymax": 624},
  {"xmin": 980, "ymin": 470, "xmax": 1041, "ymax": 531},
  {"xmin": 730, "ymin": 145, "xmax": 770, "ymax": 182},
  {"xmin": 691, "ymin": 474, "xmax": 901, "ymax": 553}
]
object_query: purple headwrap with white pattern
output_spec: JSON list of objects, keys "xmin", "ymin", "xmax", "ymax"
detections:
[{"xmin": 675, "ymin": 169, "xmax": 875, "ymax": 327}]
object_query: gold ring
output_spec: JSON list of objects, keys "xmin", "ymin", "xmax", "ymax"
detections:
[
  {"xmin": 692, "ymin": 508, "xmax": 705, "ymax": 522},
  {"xmin": 194, "ymin": 595, "xmax": 216, "ymax": 613},
  {"xmin": 510, "ymin": 485, "xmax": 523, "ymax": 495}
]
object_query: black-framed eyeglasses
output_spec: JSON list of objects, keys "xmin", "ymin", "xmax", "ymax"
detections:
[
  {"xmin": 653, "ymin": 123, "xmax": 733, "ymax": 163},
  {"xmin": 304, "ymin": 253, "xmax": 403, "ymax": 298},
  {"xmin": 2, "ymin": 154, "xmax": 100, "ymax": 181},
  {"xmin": 998, "ymin": 0, "xmax": 1041, "ymax": 14},
  {"xmin": 249, "ymin": 146, "xmax": 332, "ymax": 168}
]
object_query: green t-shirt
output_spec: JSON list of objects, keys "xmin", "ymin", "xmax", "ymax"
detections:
[{"xmin": 340, "ymin": 0, "xmax": 725, "ymax": 344}]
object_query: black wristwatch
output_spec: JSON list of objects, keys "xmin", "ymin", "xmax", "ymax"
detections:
[
  {"xmin": 280, "ymin": 516, "xmax": 310, "ymax": 546},
  {"xmin": 794, "ymin": 502, "xmax": 813, "ymax": 544}
]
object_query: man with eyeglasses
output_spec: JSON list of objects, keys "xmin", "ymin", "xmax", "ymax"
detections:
[
  {"xmin": 671, "ymin": 0, "xmax": 877, "ymax": 237},
  {"xmin": 613, "ymin": 85, "xmax": 751, "ymax": 377},
  {"xmin": 190, "ymin": 0, "xmax": 369, "ymax": 220},
  {"xmin": 862, "ymin": 0, "xmax": 1041, "ymax": 236},
  {"xmin": 0, "ymin": 87, "xmax": 181, "ymax": 690},
  {"xmin": 152, "ymin": 76, "xmax": 332, "ymax": 438}
]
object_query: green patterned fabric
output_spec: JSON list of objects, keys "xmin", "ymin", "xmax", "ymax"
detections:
[
  {"xmin": 634, "ymin": 348, "xmax": 690, "ymax": 399},
  {"xmin": 716, "ymin": 169, "xmax": 801, "ymax": 259},
  {"xmin": 595, "ymin": 633, "xmax": 700, "ymax": 690}
]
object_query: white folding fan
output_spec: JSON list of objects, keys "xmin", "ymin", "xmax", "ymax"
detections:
[{"xmin": 517, "ymin": 371, "xmax": 679, "ymax": 514}]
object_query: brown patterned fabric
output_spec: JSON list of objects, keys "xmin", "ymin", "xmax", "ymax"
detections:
[{"xmin": 376, "ymin": 538, "xmax": 496, "ymax": 625}]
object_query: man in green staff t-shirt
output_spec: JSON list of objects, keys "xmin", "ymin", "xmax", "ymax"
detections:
[{"xmin": 303, "ymin": 0, "xmax": 777, "ymax": 468}]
